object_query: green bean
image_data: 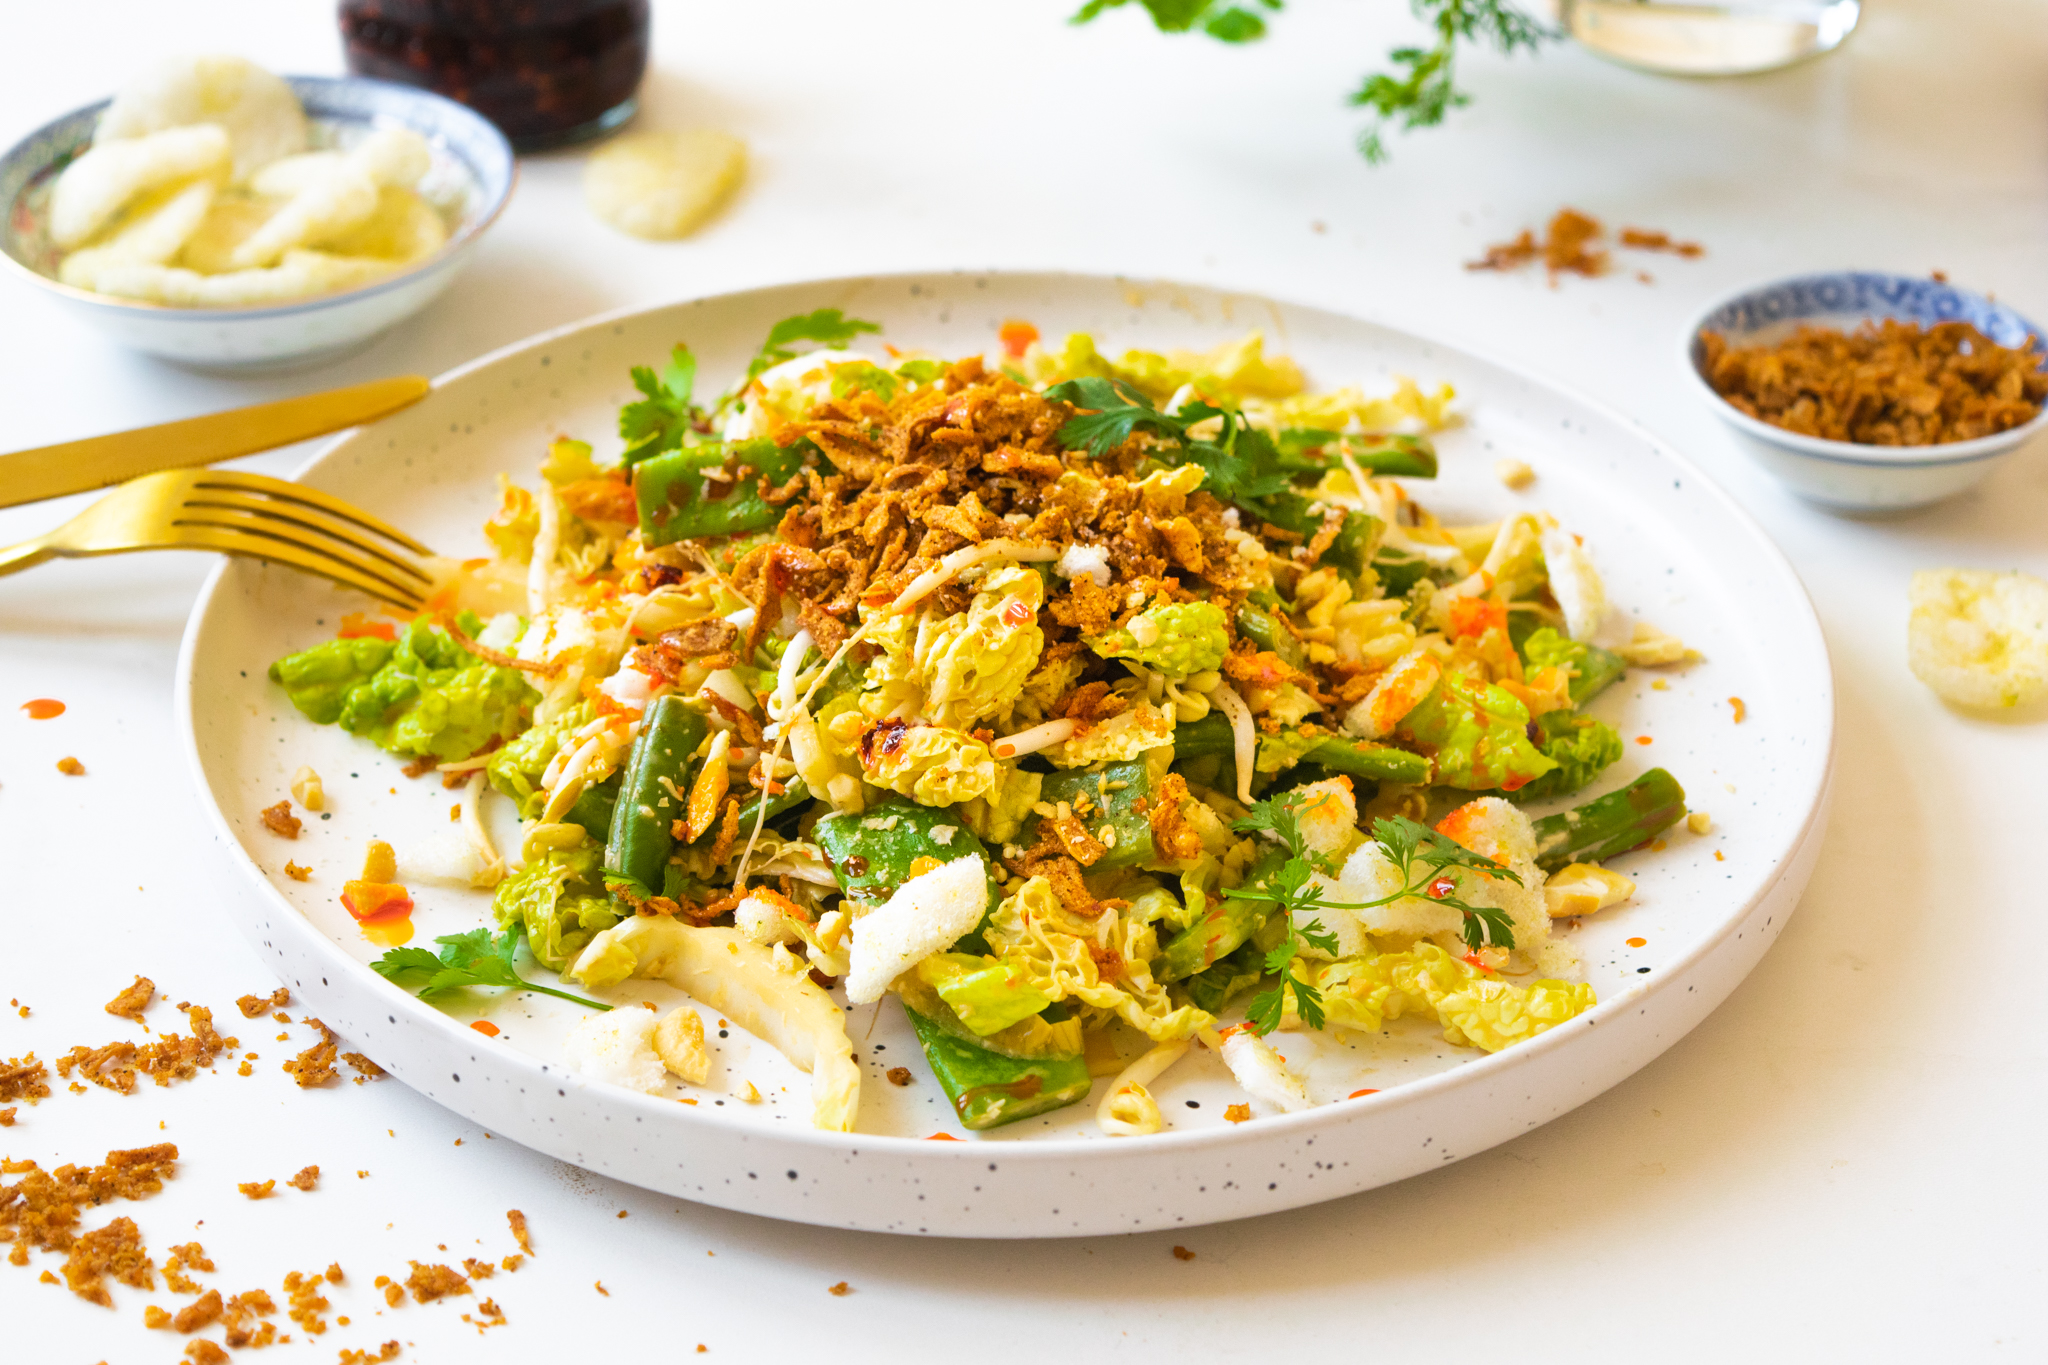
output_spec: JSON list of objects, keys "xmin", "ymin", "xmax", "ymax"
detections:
[
  {"xmin": 688, "ymin": 779, "xmax": 812, "ymax": 846},
  {"xmin": 1530, "ymin": 768, "xmax": 1687, "ymax": 872},
  {"xmin": 1157, "ymin": 847, "xmax": 1286, "ymax": 981},
  {"xmin": 564, "ymin": 772, "xmax": 621, "ymax": 844},
  {"xmin": 1305, "ymin": 736, "xmax": 1431, "ymax": 785},
  {"xmin": 633, "ymin": 437, "xmax": 811, "ymax": 547},
  {"xmin": 1235, "ymin": 601, "xmax": 1310, "ymax": 672},
  {"xmin": 902, "ymin": 1006, "xmax": 1092, "ymax": 1131},
  {"xmin": 1024, "ymin": 760, "xmax": 1157, "ymax": 871},
  {"xmin": 603, "ymin": 696, "xmax": 707, "ymax": 898}
]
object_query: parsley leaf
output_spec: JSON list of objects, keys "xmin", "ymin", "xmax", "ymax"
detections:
[
  {"xmin": 737, "ymin": 309, "xmax": 882, "ymax": 395},
  {"xmin": 371, "ymin": 927, "xmax": 613, "ymax": 1011},
  {"xmin": 619, "ymin": 344, "xmax": 703, "ymax": 466},
  {"xmin": 1044, "ymin": 377, "xmax": 1188, "ymax": 455}
]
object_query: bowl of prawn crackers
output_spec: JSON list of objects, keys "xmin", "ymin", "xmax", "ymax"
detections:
[
  {"xmin": 0, "ymin": 55, "xmax": 513, "ymax": 370},
  {"xmin": 1686, "ymin": 270, "xmax": 2048, "ymax": 510}
]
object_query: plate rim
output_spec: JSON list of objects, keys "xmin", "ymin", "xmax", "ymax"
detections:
[{"xmin": 175, "ymin": 268, "xmax": 1836, "ymax": 1171}]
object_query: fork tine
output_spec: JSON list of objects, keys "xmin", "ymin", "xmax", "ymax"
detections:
[
  {"xmin": 174, "ymin": 524, "xmax": 428, "ymax": 610},
  {"xmin": 185, "ymin": 471, "xmax": 434, "ymax": 557},
  {"xmin": 177, "ymin": 494, "xmax": 433, "ymax": 585}
]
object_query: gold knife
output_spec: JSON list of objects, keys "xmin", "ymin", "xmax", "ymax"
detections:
[{"xmin": 0, "ymin": 374, "xmax": 432, "ymax": 510}]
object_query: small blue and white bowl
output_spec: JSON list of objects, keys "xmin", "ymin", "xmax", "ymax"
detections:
[
  {"xmin": 0, "ymin": 75, "xmax": 515, "ymax": 372},
  {"xmin": 1685, "ymin": 271, "xmax": 2048, "ymax": 511}
]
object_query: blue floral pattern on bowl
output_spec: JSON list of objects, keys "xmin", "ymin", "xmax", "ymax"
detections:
[{"xmin": 1692, "ymin": 271, "xmax": 2046, "ymax": 357}]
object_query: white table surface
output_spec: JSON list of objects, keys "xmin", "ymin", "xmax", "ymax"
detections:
[{"xmin": 5, "ymin": 2, "xmax": 2045, "ymax": 1360}]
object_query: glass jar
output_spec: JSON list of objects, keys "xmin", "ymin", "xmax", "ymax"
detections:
[
  {"xmin": 339, "ymin": 0, "xmax": 650, "ymax": 150},
  {"xmin": 1557, "ymin": 0, "xmax": 1860, "ymax": 77}
]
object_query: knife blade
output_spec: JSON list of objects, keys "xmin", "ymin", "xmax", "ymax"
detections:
[{"xmin": 0, "ymin": 374, "xmax": 432, "ymax": 509}]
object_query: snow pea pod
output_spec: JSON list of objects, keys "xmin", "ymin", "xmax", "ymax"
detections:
[
  {"xmin": 903, "ymin": 1006, "xmax": 1092, "ymax": 1131},
  {"xmin": 1234, "ymin": 600, "xmax": 1310, "ymax": 673},
  {"xmin": 633, "ymin": 437, "xmax": 811, "ymax": 547},
  {"xmin": 815, "ymin": 800, "xmax": 999, "ymax": 953},
  {"xmin": 603, "ymin": 697, "xmax": 708, "ymax": 898},
  {"xmin": 564, "ymin": 772, "xmax": 621, "ymax": 844},
  {"xmin": 686, "ymin": 778, "xmax": 812, "ymax": 846},
  {"xmin": 1023, "ymin": 759, "xmax": 1157, "ymax": 870},
  {"xmin": 1157, "ymin": 846, "xmax": 1287, "ymax": 981}
]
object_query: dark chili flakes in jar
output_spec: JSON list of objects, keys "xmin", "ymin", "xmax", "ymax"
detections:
[{"xmin": 339, "ymin": 0, "xmax": 650, "ymax": 150}]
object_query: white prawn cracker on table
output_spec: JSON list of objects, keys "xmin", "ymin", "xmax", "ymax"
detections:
[
  {"xmin": 1908, "ymin": 568, "xmax": 2048, "ymax": 709},
  {"xmin": 585, "ymin": 129, "xmax": 747, "ymax": 240}
]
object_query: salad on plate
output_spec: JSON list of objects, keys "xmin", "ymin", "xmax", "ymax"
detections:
[{"xmin": 267, "ymin": 311, "xmax": 1693, "ymax": 1136}]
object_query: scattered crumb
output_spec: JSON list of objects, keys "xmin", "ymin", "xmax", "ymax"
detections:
[
  {"xmin": 375, "ymin": 1274, "xmax": 403, "ymax": 1308},
  {"xmin": 1686, "ymin": 812, "xmax": 1713, "ymax": 835},
  {"xmin": 0, "ymin": 1107, "xmax": 14, "ymax": 1126},
  {"xmin": 885, "ymin": 1067, "xmax": 913, "ymax": 1086},
  {"xmin": 222, "ymin": 1288, "xmax": 277, "ymax": 1347},
  {"xmin": 1, "ymin": 1053, "xmax": 50, "ymax": 1102},
  {"xmin": 104, "ymin": 976, "xmax": 155, "ymax": 1020},
  {"xmin": 1172, "ymin": 1245, "xmax": 1196, "ymax": 1261},
  {"xmin": 507, "ymin": 1210, "xmax": 532, "ymax": 1255},
  {"xmin": 59, "ymin": 1215, "xmax": 155, "ymax": 1306},
  {"xmin": 463, "ymin": 1258, "xmax": 496, "ymax": 1279},
  {"xmin": 285, "ymin": 862, "xmax": 312, "ymax": 882},
  {"xmin": 237, "ymin": 1061, "xmax": 252, "ymax": 1077},
  {"xmin": 449, "ymin": 804, "xmax": 462, "ymax": 822},
  {"xmin": 1714, "ymin": 850, "xmax": 1726, "ymax": 862},
  {"xmin": 285, "ymin": 1266, "xmax": 334, "ymax": 1332},
  {"xmin": 594, "ymin": 1280, "xmax": 610, "ymax": 1296},
  {"xmin": 405, "ymin": 1261, "xmax": 469, "ymax": 1303},
  {"xmin": 615, "ymin": 1209, "xmax": 626, "ymax": 1219},
  {"xmin": 238, "ymin": 1181, "xmax": 276, "ymax": 1200},
  {"xmin": 57, "ymin": 756, "xmax": 85, "ymax": 776},
  {"xmin": 56, "ymin": 1004, "xmax": 233, "ymax": 1092},
  {"xmin": 500, "ymin": 1254, "xmax": 524, "ymax": 1273},
  {"xmin": 344, "ymin": 1052, "xmax": 386, "ymax": 1083},
  {"xmin": 828, "ymin": 1281, "xmax": 851, "ymax": 1296},
  {"xmin": 260, "ymin": 800, "xmax": 301, "ymax": 838},
  {"xmin": 1224, "ymin": 1104, "xmax": 1252, "ymax": 1124},
  {"xmin": 284, "ymin": 1021, "xmax": 340, "ymax": 1088},
  {"xmin": 288, "ymin": 1165, "xmax": 320, "ymax": 1192},
  {"xmin": 1729, "ymin": 696, "xmax": 1747, "ymax": 723},
  {"xmin": 1494, "ymin": 458, "xmax": 1534, "ymax": 490},
  {"xmin": 337, "ymin": 1341, "xmax": 401, "ymax": 1363},
  {"xmin": 237, "ymin": 988, "xmax": 290, "ymax": 1019},
  {"xmin": 1651, "ymin": 679, "xmax": 1669, "ymax": 691},
  {"xmin": 175, "ymin": 1288, "xmax": 225, "ymax": 1332},
  {"xmin": 326, "ymin": 1263, "xmax": 344, "ymax": 1283},
  {"xmin": 145, "ymin": 1304, "xmax": 173, "ymax": 1328},
  {"xmin": 1470, "ymin": 209, "xmax": 1702, "ymax": 283},
  {"xmin": 185, "ymin": 1341, "xmax": 230, "ymax": 1364},
  {"xmin": 1619, "ymin": 226, "xmax": 1704, "ymax": 257}
]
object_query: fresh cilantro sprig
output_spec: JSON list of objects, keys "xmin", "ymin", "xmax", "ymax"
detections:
[
  {"xmin": 734, "ymin": 309, "xmax": 883, "ymax": 399},
  {"xmin": 620, "ymin": 344, "xmax": 702, "ymax": 466},
  {"xmin": 371, "ymin": 927, "xmax": 613, "ymax": 1011},
  {"xmin": 1221, "ymin": 795, "xmax": 1521, "ymax": 1035},
  {"xmin": 1073, "ymin": 0, "xmax": 1552, "ymax": 163},
  {"xmin": 1369, "ymin": 813, "xmax": 1520, "ymax": 949},
  {"xmin": 1042, "ymin": 380, "xmax": 1292, "ymax": 505}
]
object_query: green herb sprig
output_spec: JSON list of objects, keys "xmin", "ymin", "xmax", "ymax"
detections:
[
  {"xmin": 1042, "ymin": 378, "xmax": 1291, "ymax": 505},
  {"xmin": 620, "ymin": 344, "xmax": 702, "ymax": 466},
  {"xmin": 371, "ymin": 927, "xmax": 613, "ymax": 1011},
  {"xmin": 1222, "ymin": 793, "xmax": 1521, "ymax": 1035},
  {"xmin": 1072, "ymin": 0, "xmax": 1552, "ymax": 163},
  {"xmin": 737, "ymin": 309, "xmax": 882, "ymax": 397}
]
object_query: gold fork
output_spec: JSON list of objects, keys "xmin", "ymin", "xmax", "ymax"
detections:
[{"xmin": 0, "ymin": 468, "xmax": 436, "ymax": 609}]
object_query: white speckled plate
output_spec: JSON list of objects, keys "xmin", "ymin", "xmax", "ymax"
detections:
[{"xmin": 177, "ymin": 272, "xmax": 1833, "ymax": 1237}]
